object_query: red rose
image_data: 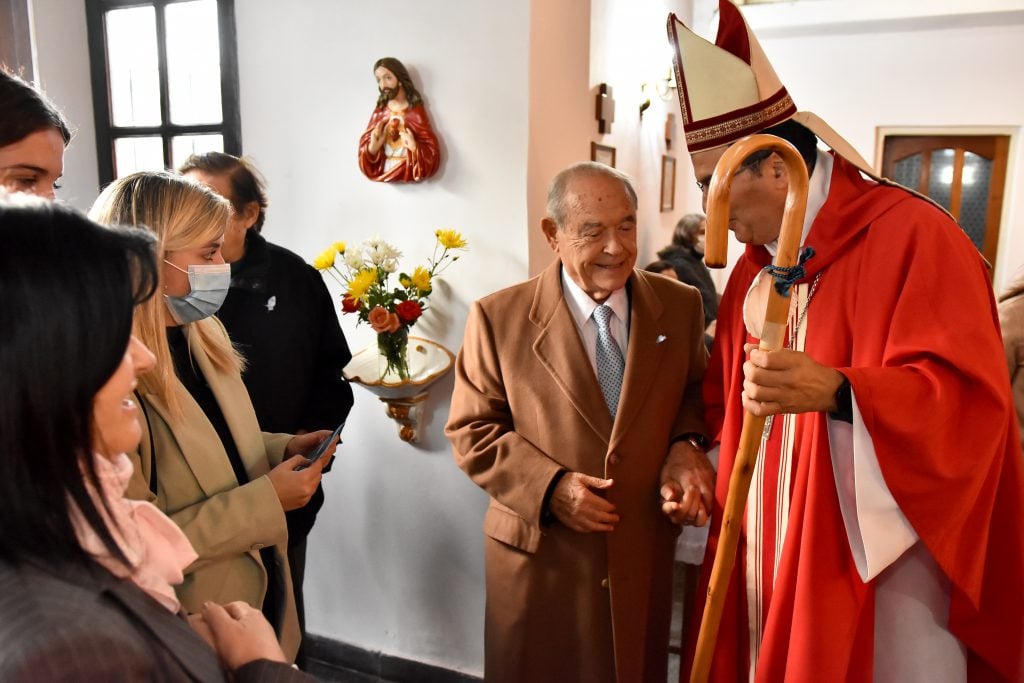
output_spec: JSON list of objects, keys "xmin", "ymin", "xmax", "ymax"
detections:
[
  {"xmin": 395, "ymin": 300, "xmax": 423, "ymax": 324},
  {"xmin": 341, "ymin": 295, "xmax": 361, "ymax": 313}
]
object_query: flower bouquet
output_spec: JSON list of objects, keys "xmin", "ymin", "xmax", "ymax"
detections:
[{"xmin": 313, "ymin": 229, "xmax": 467, "ymax": 382}]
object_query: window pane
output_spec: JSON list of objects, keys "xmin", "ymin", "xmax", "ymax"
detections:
[
  {"xmin": 927, "ymin": 149, "xmax": 954, "ymax": 212},
  {"xmin": 960, "ymin": 151, "xmax": 992, "ymax": 252},
  {"xmin": 165, "ymin": 0, "xmax": 223, "ymax": 125},
  {"xmin": 106, "ymin": 6, "xmax": 161, "ymax": 127},
  {"xmin": 171, "ymin": 134, "xmax": 224, "ymax": 170},
  {"xmin": 892, "ymin": 153, "xmax": 922, "ymax": 191},
  {"xmin": 114, "ymin": 136, "xmax": 165, "ymax": 177}
]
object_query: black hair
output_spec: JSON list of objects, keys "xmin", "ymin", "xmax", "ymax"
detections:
[
  {"xmin": 0, "ymin": 198, "xmax": 158, "ymax": 568},
  {"xmin": 644, "ymin": 259, "xmax": 677, "ymax": 274},
  {"xmin": 0, "ymin": 67, "xmax": 72, "ymax": 148},
  {"xmin": 672, "ymin": 213, "xmax": 705, "ymax": 248},
  {"xmin": 755, "ymin": 118, "xmax": 819, "ymax": 174},
  {"xmin": 179, "ymin": 151, "xmax": 269, "ymax": 233}
]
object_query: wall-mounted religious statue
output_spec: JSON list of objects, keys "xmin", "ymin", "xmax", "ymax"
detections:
[{"xmin": 358, "ymin": 57, "xmax": 441, "ymax": 183}]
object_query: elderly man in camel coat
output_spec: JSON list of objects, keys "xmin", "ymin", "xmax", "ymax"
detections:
[{"xmin": 446, "ymin": 162, "xmax": 712, "ymax": 683}]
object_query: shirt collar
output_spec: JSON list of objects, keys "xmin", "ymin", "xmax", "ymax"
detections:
[{"xmin": 560, "ymin": 266, "xmax": 630, "ymax": 328}]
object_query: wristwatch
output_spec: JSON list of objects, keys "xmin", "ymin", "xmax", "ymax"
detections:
[
  {"xmin": 829, "ymin": 376, "xmax": 853, "ymax": 423},
  {"xmin": 671, "ymin": 432, "xmax": 709, "ymax": 452}
]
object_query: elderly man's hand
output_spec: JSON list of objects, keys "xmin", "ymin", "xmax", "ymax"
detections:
[
  {"xmin": 660, "ymin": 441, "xmax": 715, "ymax": 526},
  {"xmin": 550, "ymin": 472, "xmax": 619, "ymax": 533},
  {"xmin": 741, "ymin": 344, "xmax": 845, "ymax": 417}
]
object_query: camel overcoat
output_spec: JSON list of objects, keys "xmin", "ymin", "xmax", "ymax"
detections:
[
  {"xmin": 446, "ymin": 262, "xmax": 707, "ymax": 683},
  {"xmin": 124, "ymin": 317, "xmax": 301, "ymax": 661}
]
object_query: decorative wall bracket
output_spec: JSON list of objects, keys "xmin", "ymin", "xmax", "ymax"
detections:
[
  {"xmin": 344, "ymin": 336, "xmax": 454, "ymax": 443},
  {"xmin": 595, "ymin": 82, "xmax": 615, "ymax": 134}
]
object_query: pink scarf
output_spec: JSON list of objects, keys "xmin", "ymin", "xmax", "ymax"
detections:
[{"xmin": 71, "ymin": 453, "xmax": 198, "ymax": 612}]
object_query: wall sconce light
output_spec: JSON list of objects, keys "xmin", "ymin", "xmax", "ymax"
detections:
[
  {"xmin": 344, "ymin": 337, "xmax": 455, "ymax": 443},
  {"xmin": 640, "ymin": 67, "xmax": 677, "ymax": 118}
]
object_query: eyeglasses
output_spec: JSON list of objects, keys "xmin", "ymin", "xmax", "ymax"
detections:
[{"xmin": 695, "ymin": 149, "xmax": 773, "ymax": 194}]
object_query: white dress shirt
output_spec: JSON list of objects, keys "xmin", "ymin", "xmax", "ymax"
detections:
[{"xmin": 560, "ymin": 267, "xmax": 630, "ymax": 378}]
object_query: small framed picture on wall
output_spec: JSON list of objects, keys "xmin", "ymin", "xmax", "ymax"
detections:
[
  {"xmin": 660, "ymin": 155, "xmax": 676, "ymax": 212},
  {"xmin": 591, "ymin": 142, "xmax": 616, "ymax": 168}
]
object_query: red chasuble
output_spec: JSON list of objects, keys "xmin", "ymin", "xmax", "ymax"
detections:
[{"xmin": 683, "ymin": 154, "xmax": 1024, "ymax": 681}]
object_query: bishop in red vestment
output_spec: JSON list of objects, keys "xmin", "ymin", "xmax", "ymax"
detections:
[{"xmin": 667, "ymin": 3, "xmax": 1024, "ymax": 680}]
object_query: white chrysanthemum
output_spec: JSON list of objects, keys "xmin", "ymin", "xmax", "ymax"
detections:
[
  {"xmin": 366, "ymin": 240, "xmax": 402, "ymax": 266},
  {"xmin": 381, "ymin": 258, "xmax": 399, "ymax": 273},
  {"xmin": 344, "ymin": 247, "xmax": 365, "ymax": 270}
]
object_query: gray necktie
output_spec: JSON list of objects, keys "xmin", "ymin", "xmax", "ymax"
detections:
[{"xmin": 593, "ymin": 304, "xmax": 624, "ymax": 418}]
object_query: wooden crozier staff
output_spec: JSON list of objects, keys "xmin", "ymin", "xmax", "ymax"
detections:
[{"xmin": 689, "ymin": 134, "xmax": 809, "ymax": 683}]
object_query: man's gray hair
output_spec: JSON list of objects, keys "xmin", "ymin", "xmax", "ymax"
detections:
[{"xmin": 546, "ymin": 162, "xmax": 638, "ymax": 230}]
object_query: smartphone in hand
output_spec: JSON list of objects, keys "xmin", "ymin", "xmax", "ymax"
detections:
[{"xmin": 296, "ymin": 422, "xmax": 345, "ymax": 471}]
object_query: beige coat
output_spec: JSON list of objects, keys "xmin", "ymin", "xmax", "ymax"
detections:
[
  {"xmin": 446, "ymin": 262, "xmax": 707, "ymax": 683},
  {"xmin": 125, "ymin": 317, "xmax": 300, "ymax": 661},
  {"xmin": 999, "ymin": 270, "xmax": 1024, "ymax": 456}
]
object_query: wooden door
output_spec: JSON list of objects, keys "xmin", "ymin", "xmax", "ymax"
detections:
[{"xmin": 881, "ymin": 135, "xmax": 1009, "ymax": 273}]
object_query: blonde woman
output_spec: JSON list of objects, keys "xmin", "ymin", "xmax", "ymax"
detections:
[{"xmin": 89, "ymin": 172, "xmax": 337, "ymax": 662}]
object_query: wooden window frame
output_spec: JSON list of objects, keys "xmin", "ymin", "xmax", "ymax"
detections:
[
  {"xmin": 876, "ymin": 126, "xmax": 1014, "ymax": 278},
  {"xmin": 85, "ymin": 0, "xmax": 241, "ymax": 185}
]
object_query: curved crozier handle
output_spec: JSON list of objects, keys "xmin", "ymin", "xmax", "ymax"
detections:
[
  {"xmin": 703, "ymin": 134, "xmax": 809, "ymax": 271},
  {"xmin": 688, "ymin": 133, "xmax": 810, "ymax": 683}
]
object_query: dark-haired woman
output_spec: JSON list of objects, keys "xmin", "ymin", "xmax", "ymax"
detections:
[
  {"xmin": 0, "ymin": 68, "xmax": 70, "ymax": 198},
  {"xmin": 0, "ymin": 196, "xmax": 309, "ymax": 681}
]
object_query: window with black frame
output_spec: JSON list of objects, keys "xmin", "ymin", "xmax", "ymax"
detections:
[{"xmin": 85, "ymin": 0, "xmax": 241, "ymax": 184}]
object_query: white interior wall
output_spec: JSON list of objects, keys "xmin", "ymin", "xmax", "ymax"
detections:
[
  {"xmin": 232, "ymin": 2, "xmax": 529, "ymax": 675},
  {"xmin": 30, "ymin": 0, "xmax": 99, "ymax": 211},
  {"xmin": 588, "ymin": 0, "xmax": 702, "ymax": 271}
]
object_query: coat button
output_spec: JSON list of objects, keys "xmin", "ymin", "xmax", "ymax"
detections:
[
  {"xmin": 608, "ymin": 453, "xmax": 620, "ymax": 466},
  {"xmin": 601, "ymin": 578, "xmax": 609, "ymax": 589}
]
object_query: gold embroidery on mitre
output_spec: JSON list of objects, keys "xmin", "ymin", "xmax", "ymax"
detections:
[{"xmin": 685, "ymin": 93, "xmax": 796, "ymax": 147}]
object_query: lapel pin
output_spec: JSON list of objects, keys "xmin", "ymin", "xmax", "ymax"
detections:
[{"xmin": 656, "ymin": 334, "xmax": 667, "ymax": 344}]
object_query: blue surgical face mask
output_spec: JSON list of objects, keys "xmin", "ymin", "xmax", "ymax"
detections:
[{"xmin": 163, "ymin": 260, "xmax": 231, "ymax": 324}]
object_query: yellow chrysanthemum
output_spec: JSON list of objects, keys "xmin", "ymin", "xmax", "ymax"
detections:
[
  {"xmin": 399, "ymin": 274, "xmax": 412, "ymax": 288},
  {"xmin": 312, "ymin": 246, "xmax": 337, "ymax": 270},
  {"xmin": 435, "ymin": 228, "xmax": 467, "ymax": 250},
  {"xmin": 410, "ymin": 266, "xmax": 432, "ymax": 293},
  {"xmin": 346, "ymin": 269, "xmax": 378, "ymax": 302},
  {"xmin": 333, "ymin": 241, "xmax": 346, "ymax": 254}
]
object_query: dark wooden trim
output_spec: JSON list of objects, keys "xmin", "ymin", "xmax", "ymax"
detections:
[
  {"xmin": 983, "ymin": 135, "xmax": 1009, "ymax": 269},
  {"xmin": 84, "ymin": 0, "xmax": 115, "ymax": 186},
  {"xmin": 881, "ymin": 133, "xmax": 1010, "ymax": 281},
  {"xmin": 218, "ymin": 0, "xmax": 242, "ymax": 156},
  {"xmin": 85, "ymin": 0, "xmax": 242, "ymax": 184},
  {"xmin": 153, "ymin": 1, "xmax": 172, "ymax": 168},
  {"xmin": 110, "ymin": 123, "xmax": 225, "ymax": 136},
  {"xmin": 304, "ymin": 634, "xmax": 483, "ymax": 683}
]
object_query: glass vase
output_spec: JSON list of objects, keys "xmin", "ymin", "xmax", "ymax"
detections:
[{"xmin": 377, "ymin": 328, "xmax": 410, "ymax": 382}]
